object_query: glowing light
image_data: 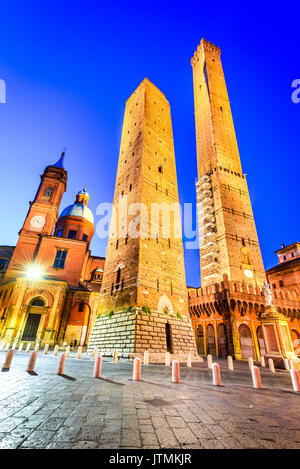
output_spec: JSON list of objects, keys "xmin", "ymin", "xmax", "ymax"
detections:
[{"xmin": 25, "ymin": 264, "xmax": 44, "ymax": 280}]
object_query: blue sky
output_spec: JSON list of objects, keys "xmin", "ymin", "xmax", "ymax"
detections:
[{"xmin": 0, "ymin": 1, "xmax": 299, "ymax": 286}]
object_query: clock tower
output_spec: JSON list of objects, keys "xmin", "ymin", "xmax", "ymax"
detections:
[{"xmin": 5, "ymin": 152, "xmax": 67, "ymax": 279}]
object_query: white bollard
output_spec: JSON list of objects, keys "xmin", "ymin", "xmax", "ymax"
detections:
[
  {"xmin": 289, "ymin": 359, "xmax": 294, "ymax": 370},
  {"xmin": 251, "ymin": 365, "xmax": 262, "ymax": 389},
  {"xmin": 2, "ymin": 350, "xmax": 14, "ymax": 371},
  {"xmin": 165, "ymin": 352, "xmax": 170, "ymax": 367},
  {"xmin": 18, "ymin": 343, "xmax": 24, "ymax": 352},
  {"xmin": 268, "ymin": 358, "xmax": 275, "ymax": 373},
  {"xmin": 43, "ymin": 344, "xmax": 49, "ymax": 355},
  {"xmin": 57, "ymin": 353, "xmax": 67, "ymax": 375},
  {"xmin": 113, "ymin": 349, "xmax": 118, "ymax": 363},
  {"xmin": 172, "ymin": 360, "xmax": 180, "ymax": 383},
  {"xmin": 35, "ymin": 343, "xmax": 39, "ymax": 351},
  {"xmin": 227, "ymin": 355, "xmax": 234, "ymax": 371},
  {"xmin": 187, "ymin": 353, "xmax": 192, "ymax": 368},
  {"xmin": 12, "ymin": 342, "xmax": 17, "ymax": 350},
  {"xmin": 93, "ymin": 354, "xmax": 103, "ymax": 378},
  {"xmin": 76, "ymin": 346, "xmax": 82, "ymax": 359},
  {"xmin": 0, "ymin": 341, "xmax": 4, "ymax": 351},
  {"xmin": 27, "ymin": 351, "xmax": 38, "ymax": 372},
  {"xmin": 248, "ymin": 357, "xmax": 254, "ymax": 370},
  {"xmin": 283, "ymin": 358, "xmax": 290, "ymax": 370},
  {"xmin": 207, "ymin": 354, "xmax": 212, "ymax": 369},
  {"xmin": 260, "ymin": 356, "xmax": 266, "ymax": 368},
  {"xmin": 144, "ymin": 350, "xmax": 149, "ymax": 366},
  {"xmin": 212, "ymin": 363, "xmax": 222, "ymax": 386},
  {"xmin": 65, "ymin": 345, "xmax": 70, "ymax": 357},
  {"xmin": 5, "ymin": 343, "xmax": 10, "ymax": 351},
  {"xmin": 53, "ymin": 345, "xmax": 58, "ymax": 356},
  {"xmin": 26, "ymin": 343, "xmax": 31, "ymax": 353},
  {"xmin": 93, "ymin": 348, "xmax": 99, "ymax": 360},
  {"xmin": 133, "ymin": 357, "xmax": 141, "ymax": 381},
  {"xmin": 290, "ymin": 368, "xmax": 300, "ymax": 392}
]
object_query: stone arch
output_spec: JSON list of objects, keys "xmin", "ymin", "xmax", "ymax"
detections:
[
  {"xmin": 196, "ymin": 324, "xmax": 205, "ymax": 355},
  {"xmin": 24, "ymin": 289, "xmax": 54, "ymax": 308},
  {"xmin": 206, "ymin": 324, "xmax": 216, "ymax": 356},
  {"xmin": 230, "ymin": 299, "xmax": 236, "ymax": 313},
  {"xmin": 217, "ymin": 323, "xmax": 228, "ymax": 358},
  {"xmin": 158, "ymin": 295, "xmax": 174, "ymax": 315},
  {"xmin": 239, "ymin": 323, "xmax": 254, "ymax": 359}
]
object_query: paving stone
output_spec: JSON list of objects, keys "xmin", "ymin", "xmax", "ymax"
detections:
[
  {"xmin": 1, "ymin": 353, "xmax": 300, "ymax": 449},
  {"xmin": 78, "ymin": 425, "xmax": 103, "ymax": 441},
  {"xmin": 141, "ymin": 432, "xmax": 159, "ymax": 446},
  {"xmin": 20, "ymin": 430, "xmax": 56, "ymax": 448}
]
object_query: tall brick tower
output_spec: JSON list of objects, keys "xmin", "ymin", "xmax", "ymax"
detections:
[
  {"xmin": 88, "ymin": 78, "xmax": 197, "ymax": 360},
  {"xmin": 191, "ymin": 39, "xmax": 266, "ymax": 287}
]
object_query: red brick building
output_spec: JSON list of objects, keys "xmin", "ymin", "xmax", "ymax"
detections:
[{"xmin": 0, "ymin": 153, "xmax": 104, "ymax": 348}]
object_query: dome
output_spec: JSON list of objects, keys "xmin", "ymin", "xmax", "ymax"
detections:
[{"xmin": 60, "ymin": 203, "xmax": 94, "ymax": 224}]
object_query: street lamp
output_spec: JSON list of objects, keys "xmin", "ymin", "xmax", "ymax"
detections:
[{"xmin": 25, "ymin": 264, "xmax": 44, "ymax": 280}]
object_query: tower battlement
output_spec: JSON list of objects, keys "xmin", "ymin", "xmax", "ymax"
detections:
[{"xmin": 191, "ymin": 38, "xmax": 221, "ymax": 66}]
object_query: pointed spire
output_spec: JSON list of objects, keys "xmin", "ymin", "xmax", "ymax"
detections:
[{"xmin": 52, "ymin": 149, "xmax": 66, "ymax": 169}]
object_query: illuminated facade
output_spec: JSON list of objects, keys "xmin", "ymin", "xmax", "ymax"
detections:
[{"xmin": 0, "ymin": 153, "xmax": 104, "ymax": 348}]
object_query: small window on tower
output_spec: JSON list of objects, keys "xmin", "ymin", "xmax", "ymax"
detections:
[
  {"xmin": 158, "ymin": 165, "xmax": 163, "ymax": 174},
  {"xmin": 68, "ymin": 230, "xmax": 77, "ymax": 239},
  {"xmin": 53, "ymin": 249, "xmax": 67, "ymax": 269},
  {"xmin": 56, "ymin": 230, "xmax": 63, "ymax": 237},
  {"xmin": 78, "ymin": 302, "xmax": 85, "ymax": 312},
  {"xmin": 279, "ymin": 280, "xmax": 284, "ymax": 287},
  {"xmin": 82, "ymin": 234, "xmax": 88, "ymax": 242},
  {"xmin": 43, "ymin": 186, "xmax": 53, "ymax": 198}
]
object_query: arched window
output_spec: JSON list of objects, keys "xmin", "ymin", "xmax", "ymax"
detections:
[
  {"xmin": 43, "ymin": 186, "xmax": 53, "ymax": 198},
  {"xmin": 279, "ymin": 280, "xmax": 284, "ymax": 287},
  {"xmin": 31, "ymin": 298, "xmax": 44, "ymax": 307}
]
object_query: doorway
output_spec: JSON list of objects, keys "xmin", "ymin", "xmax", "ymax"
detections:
[{"xmin": 22, "ymin": 313, "xmax": 41, "ymax": 341}]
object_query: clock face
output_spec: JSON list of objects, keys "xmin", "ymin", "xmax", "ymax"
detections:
[
  {"xmin": 30, "ymin": 215, "xmax": 46, "ymax": 229},
  {"xmin": 243, "ymin": 269, "xmax": 254, "ymax": 279}
]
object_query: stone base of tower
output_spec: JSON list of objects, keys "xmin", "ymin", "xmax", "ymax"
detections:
[{"xmin": 87, "ymin": 308, "xmax": 199, "ymax": 362}]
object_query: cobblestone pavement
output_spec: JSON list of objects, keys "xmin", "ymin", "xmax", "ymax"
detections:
[{"xmin": 0, "ymin": 351, "xmax": 300, "ymax": 449}]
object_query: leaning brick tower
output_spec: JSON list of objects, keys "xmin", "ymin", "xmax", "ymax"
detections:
[
  {"xmin": 191, "ymin": 39, "xmax": 266, "ymax": 288},
  {"xmin": 88, "ymin": 78, "xmax": 197, "ymax": 360}
]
